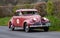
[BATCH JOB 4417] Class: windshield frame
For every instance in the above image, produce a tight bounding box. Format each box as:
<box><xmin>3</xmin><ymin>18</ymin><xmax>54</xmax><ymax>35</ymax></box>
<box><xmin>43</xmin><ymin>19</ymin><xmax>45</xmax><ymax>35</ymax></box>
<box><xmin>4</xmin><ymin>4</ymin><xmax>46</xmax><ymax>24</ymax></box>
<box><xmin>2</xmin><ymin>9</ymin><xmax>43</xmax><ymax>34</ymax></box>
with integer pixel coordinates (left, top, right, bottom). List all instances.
<box><xmin>21</xmin><ymin>11</ymin><xmax>39</xmax><ymax>15</ymax></box>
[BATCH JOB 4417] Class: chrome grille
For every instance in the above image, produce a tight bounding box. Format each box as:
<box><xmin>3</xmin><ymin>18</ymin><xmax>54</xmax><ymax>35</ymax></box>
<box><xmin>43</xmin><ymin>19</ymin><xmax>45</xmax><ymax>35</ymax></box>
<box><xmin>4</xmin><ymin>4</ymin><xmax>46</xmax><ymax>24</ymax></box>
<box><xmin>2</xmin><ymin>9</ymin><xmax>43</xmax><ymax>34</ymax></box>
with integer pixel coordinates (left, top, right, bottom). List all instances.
<box><xmin>33</xmin><ymin>22</ymin><xmax>41</xmax><ymax>25</ymax></box>
<box><xmin>33</xmin><ymin>22</ymin><xmax>46</xmax><ymax>25</ymax></box>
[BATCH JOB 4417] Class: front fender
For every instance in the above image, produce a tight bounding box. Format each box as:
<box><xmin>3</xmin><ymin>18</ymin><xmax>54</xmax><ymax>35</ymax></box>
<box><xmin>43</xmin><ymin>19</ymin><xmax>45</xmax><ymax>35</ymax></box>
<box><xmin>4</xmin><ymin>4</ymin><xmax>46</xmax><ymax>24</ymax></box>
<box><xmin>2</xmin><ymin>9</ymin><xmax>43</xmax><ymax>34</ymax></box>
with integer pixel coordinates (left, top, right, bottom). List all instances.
<box><xmin>23</xmin><ymin>20</ymin><xmax>30</xmax><ymax>24</ymax></box>
<box><xmin>23</xmin><ymin>19</ymin><xmax>34</xmax><ymax>26</ymax></box>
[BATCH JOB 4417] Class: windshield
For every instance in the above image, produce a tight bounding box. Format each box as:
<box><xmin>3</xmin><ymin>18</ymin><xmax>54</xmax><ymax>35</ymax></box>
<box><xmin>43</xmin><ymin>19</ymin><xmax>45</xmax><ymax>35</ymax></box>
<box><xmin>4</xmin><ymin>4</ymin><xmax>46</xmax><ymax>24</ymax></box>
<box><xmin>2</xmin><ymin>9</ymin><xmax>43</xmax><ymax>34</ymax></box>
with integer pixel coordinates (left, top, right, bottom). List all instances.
<box><xmin>21</xmin><ymin>11</ymin><xmax>38</xmax><ymax>15</ymax></box>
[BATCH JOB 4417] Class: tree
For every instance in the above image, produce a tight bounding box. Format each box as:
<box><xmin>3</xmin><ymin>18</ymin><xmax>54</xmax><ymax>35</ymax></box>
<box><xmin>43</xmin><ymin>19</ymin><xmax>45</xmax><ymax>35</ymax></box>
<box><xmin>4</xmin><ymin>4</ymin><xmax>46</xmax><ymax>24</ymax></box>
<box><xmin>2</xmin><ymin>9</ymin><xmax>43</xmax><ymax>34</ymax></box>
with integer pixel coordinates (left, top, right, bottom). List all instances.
<box><xmin>46</xmin><ymin>1</ymin><xmax>55</xmax><ymax>15</ymax></box>
<box><xmin>34</xmin><ymin>2</ymin><xmax>46</xmax><ymax>16</ymax></box>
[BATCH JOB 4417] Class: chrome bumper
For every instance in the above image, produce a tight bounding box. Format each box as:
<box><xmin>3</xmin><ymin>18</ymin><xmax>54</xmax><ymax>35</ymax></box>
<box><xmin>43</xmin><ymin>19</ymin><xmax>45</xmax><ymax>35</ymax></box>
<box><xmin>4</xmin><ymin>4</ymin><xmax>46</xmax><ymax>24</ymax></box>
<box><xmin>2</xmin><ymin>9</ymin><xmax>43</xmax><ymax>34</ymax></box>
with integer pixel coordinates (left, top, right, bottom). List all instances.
<box><xmin>30</xmin><ymin>23</ymin><xmax>51</xmax><ymax>27</ymax></box>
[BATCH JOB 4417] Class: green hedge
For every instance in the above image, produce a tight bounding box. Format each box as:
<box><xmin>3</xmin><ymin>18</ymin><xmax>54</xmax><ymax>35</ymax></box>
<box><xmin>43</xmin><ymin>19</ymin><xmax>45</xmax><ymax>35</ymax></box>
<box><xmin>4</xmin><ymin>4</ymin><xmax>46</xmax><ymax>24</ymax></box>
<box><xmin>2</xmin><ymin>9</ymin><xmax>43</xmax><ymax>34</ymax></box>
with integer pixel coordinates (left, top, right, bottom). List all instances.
<box><xmin>46</xmin><ymin>1</ymin><xmax>55</xmax><ymax>15</ymax></box>
<box><xmin>13</xmin><ymin>4</ymin><xmax>34</xmax><ymax>13</ymax></box>
<box><xmin>0</xmin><ymin>17</ymin><xmax>11</xmax><ymax>26</ymax></box>
<box><xmin>46</xmin><ymin>15</ymin><xmax>60</xmax><ymax>31</ymax></box>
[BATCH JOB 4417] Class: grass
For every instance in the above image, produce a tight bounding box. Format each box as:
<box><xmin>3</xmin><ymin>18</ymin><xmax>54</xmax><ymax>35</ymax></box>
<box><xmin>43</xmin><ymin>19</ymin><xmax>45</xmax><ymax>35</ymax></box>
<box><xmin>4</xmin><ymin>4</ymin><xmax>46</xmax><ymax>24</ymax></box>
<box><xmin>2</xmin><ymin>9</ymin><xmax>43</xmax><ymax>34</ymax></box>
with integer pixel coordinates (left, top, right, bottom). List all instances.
<box><xmin>0</xmin><ymin>17</ymin><xmax>11</xmax><ymax>26</ymax></box>
<box><xmin>46</xmin><ymin>15</ymin><xmax>60</xmax><ymax>31</ymax></box>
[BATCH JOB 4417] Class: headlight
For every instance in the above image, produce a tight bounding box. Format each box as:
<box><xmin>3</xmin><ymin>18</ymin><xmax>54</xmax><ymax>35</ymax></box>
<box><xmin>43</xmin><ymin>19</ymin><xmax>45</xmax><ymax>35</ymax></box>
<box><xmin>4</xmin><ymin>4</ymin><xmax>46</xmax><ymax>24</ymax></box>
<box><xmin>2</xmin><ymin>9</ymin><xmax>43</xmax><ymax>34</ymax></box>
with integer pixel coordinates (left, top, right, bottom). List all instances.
<box><xmin>33</xmin><ymin>18</ymin><xmax>37</xmax><ymax>21</ymax></box>
<box><xmin>43</xmin><ymin>17</ymin><xmax>49</xmax><ymax>21</ymax></box>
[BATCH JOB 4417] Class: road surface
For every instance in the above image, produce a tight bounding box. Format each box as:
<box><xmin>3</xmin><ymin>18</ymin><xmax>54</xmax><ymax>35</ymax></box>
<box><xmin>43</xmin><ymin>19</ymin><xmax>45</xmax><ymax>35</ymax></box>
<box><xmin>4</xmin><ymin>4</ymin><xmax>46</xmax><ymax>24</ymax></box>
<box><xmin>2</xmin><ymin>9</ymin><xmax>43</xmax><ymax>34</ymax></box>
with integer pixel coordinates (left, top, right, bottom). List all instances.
<box><xmin>0</xmin><ymin>26</ymin><xmax>60</xmax><ymax>38</ymax></box>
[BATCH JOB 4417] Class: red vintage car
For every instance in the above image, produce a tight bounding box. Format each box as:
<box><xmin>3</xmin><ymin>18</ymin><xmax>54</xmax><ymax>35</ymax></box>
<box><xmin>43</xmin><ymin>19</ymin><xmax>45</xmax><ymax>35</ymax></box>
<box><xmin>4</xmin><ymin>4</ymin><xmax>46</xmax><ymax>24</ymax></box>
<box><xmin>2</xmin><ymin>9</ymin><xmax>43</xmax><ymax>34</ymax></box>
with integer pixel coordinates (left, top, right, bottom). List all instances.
<box><xmin>8</xmin><ymin>9</ymin><xmax>50</xmax><ymax>32</ymax></box>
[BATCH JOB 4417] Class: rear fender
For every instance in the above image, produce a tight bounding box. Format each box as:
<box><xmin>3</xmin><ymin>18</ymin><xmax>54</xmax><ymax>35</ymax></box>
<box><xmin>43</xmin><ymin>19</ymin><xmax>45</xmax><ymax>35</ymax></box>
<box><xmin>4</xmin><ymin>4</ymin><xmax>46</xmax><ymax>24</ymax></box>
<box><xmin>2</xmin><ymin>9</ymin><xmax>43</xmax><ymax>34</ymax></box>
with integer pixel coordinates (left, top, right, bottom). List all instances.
<box><xmin>8</xmin><ymin>17</ymin><xmax>14</xmax><ymax>27</ymax></box>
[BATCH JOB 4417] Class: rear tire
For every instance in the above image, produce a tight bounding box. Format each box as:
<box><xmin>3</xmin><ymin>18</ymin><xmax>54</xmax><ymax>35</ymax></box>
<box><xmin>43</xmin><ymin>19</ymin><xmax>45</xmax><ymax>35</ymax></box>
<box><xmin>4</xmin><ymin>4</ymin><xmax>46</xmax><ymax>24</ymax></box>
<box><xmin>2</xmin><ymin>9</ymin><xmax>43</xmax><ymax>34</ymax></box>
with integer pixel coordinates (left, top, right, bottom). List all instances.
<box><xmin>44</xmin><ymin>27</ymin><xmax>49</xmax><ymax>32</ymax></box>
<box><xmin>9</xmin><ymin>24</ymin><xmax>15</xmax><ymax>31</ymax></box>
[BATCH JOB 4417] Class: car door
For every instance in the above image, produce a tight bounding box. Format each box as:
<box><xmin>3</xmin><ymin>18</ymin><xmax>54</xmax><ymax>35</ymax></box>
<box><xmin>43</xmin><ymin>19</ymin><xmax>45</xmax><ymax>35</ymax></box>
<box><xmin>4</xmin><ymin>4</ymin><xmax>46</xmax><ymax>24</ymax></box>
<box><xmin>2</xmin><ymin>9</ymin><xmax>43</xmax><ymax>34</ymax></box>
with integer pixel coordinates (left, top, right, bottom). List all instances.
<box><xmin>13</xmin><ymin>12</ymin><xmax>22</xmax><ymax>27</ymax></box>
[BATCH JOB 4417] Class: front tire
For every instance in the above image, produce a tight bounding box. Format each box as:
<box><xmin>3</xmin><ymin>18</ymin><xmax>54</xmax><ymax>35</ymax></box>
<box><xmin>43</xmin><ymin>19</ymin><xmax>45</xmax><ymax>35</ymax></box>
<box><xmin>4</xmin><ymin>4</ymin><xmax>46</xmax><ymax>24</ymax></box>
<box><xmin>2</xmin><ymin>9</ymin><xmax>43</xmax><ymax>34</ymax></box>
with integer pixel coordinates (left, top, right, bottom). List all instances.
<box><xmin>25</xmin><ymin>23</ymin><xmax>30</xmax><ymax>32</ymax></box>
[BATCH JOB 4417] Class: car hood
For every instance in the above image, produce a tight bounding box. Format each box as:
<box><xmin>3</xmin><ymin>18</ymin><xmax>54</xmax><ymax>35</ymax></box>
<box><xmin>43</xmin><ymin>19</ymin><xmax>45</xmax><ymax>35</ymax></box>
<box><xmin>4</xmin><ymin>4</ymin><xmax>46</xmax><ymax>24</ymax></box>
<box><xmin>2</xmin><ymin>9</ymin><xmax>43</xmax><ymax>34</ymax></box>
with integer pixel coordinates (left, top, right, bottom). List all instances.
<box><xmin>23</xmin><ymin>15</ymin><xmax>41</xmax><ymax>22</ymax></box>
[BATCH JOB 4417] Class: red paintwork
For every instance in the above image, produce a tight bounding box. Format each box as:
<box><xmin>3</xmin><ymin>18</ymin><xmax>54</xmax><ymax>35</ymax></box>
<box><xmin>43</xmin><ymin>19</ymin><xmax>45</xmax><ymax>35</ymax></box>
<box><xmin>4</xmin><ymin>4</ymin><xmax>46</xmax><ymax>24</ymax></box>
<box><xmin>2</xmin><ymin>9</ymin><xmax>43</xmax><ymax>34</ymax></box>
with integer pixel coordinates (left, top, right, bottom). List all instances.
<box><xmin>8</xmin><ymin>9</ymin><xmax>49</xmax><ymax>28</ymax></box>
<box><xmin>9</xmin><ymin>15</ymin><xmax>41</xmax><ymax>27</ymax></box>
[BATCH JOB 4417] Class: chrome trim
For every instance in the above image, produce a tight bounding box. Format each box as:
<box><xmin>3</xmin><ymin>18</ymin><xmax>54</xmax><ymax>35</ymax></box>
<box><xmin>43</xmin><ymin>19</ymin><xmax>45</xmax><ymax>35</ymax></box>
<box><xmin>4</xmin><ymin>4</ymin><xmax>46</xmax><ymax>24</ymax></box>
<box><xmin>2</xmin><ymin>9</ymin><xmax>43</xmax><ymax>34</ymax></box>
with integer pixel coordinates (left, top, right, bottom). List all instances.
<box><xmin>30</xmin><ymin>23</ymin><xmax>51</xmax><ymax>27</ymax></box>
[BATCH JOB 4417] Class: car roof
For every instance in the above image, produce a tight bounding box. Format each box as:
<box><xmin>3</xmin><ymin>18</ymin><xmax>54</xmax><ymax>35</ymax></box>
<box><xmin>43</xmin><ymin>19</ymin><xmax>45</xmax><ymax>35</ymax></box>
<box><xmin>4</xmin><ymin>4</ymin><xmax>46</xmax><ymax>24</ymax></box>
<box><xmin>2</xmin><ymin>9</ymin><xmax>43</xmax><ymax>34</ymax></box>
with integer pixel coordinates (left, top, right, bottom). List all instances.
<box><xmin>16</xmin><ymin>9</ymin><xmax>37</xmax><ymax>12</ymax></box>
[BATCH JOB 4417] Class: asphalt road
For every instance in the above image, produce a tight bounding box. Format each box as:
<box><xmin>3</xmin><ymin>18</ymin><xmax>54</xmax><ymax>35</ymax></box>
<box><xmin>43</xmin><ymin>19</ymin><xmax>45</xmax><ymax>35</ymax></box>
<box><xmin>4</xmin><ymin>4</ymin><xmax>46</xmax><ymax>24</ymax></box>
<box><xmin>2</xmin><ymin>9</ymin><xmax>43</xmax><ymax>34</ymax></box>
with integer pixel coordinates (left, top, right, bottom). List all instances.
<box><xmin>0</xmin><ymin>26</ymin><xmax>60</xmax><ymax>38</ymax></box>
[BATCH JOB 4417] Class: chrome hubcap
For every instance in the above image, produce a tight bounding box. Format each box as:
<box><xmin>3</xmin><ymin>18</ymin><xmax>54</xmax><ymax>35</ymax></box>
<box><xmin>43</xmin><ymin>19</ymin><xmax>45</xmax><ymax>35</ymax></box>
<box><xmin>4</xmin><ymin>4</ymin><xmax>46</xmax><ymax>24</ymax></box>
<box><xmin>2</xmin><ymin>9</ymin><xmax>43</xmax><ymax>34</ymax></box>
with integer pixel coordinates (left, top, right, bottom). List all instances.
<box><xmin>25</xmin><ymin>26</ymin><xmax>29</xmax><ymax>32</ymax></box>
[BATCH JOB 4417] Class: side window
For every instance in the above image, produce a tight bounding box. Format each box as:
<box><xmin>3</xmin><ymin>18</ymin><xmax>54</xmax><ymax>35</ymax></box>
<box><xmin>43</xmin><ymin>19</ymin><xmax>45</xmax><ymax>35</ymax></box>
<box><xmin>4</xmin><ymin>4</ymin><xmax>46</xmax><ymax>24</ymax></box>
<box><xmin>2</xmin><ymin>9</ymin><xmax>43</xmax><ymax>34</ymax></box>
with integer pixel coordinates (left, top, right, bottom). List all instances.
<box><xmin>19</xmin><ymin>12</ymin><xmax>23</xmax><ymax>16</ymax></box>
<box><xmin>14</xmin><ymin>12</ymin><xmax>19</xmax><ymax>16</ymax></box>
<box><xmin>14</xmin><ymin>12</ymin><xmax>22</xmax><ymax>16</ymax></box>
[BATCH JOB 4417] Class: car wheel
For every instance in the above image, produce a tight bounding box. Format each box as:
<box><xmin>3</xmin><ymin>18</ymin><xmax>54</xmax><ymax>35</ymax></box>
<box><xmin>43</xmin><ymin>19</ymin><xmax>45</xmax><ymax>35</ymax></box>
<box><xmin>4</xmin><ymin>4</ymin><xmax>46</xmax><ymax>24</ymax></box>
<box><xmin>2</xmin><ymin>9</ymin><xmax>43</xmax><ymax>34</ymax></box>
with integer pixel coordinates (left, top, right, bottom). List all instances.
<box><xmin>25</xmin><ymin>23</ymin><xmax>30</xmax><ymax>32</ymax></box>
<box><xmin>9</xmin><ymin>24</ymin><xmax>15</xmax><ymax>31</ymax></box>
<box><xmin>44</xmin><ymin>27</ymin><xmax>49</xmax><ymax>32</ymax></box>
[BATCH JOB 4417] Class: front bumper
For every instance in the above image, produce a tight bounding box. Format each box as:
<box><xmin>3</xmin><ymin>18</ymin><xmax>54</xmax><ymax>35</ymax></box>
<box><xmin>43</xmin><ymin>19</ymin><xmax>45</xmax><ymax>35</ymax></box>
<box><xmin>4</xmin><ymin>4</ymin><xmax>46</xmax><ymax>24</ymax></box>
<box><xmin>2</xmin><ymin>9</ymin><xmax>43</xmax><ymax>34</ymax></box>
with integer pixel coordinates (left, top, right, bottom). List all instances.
<box><xmin>30</xmin><ymin>23</ymin><xmax>51</xmax><ymax>27</ymax></box>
